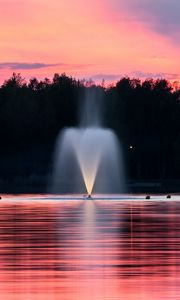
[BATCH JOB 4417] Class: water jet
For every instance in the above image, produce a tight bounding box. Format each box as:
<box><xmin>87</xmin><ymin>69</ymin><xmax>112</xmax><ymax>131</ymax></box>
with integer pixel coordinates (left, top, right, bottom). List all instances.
<box><xmin>50</xmin><ymin>88</ymin><xmax>125</xmax><ymax>196</ymax></box>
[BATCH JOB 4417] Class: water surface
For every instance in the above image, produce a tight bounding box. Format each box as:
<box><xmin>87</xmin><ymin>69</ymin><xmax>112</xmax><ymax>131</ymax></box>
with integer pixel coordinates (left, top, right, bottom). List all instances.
<box><xmin>0</xmin><ymin>195</ymin><xmax>180</xmax><ymax>299</ymax></box>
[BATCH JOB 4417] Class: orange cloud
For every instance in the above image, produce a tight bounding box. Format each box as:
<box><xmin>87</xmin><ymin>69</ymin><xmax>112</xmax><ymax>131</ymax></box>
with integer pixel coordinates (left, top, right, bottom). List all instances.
<box><xmin>0</xmin><ymin>0</ymin><xmax>179</xmax><ymax>83</ymax></box>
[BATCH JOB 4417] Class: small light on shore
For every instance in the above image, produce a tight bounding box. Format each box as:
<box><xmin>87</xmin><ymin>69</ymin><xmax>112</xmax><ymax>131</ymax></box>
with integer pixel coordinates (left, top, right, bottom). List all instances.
<box><xmin>129</xmin><ymin>145</ymin><xmax>133</xmax><ymax>149</ymax></box>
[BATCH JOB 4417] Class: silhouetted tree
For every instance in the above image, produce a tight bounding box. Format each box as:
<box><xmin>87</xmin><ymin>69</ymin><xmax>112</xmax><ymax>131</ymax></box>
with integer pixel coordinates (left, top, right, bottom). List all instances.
<box><xmin>0</xmin><ymin>73</ymin><xmax>180</xmax><ymax>190</ymax></box>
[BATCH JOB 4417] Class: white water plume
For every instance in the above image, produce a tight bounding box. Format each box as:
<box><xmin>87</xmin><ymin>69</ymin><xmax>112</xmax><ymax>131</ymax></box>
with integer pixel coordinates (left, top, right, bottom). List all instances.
<box><xmin>50</xmin><ymin>89</ymin><xmax>125</xmax><ymax>195</ymax></box>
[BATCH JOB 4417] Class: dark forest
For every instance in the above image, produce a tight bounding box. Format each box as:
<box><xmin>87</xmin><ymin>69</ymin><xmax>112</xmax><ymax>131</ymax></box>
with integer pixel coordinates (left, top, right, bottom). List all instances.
<box><xmin>0</xmin><ymin>72</ymin><xmax>180</xmax><ymax>193</ymax></box>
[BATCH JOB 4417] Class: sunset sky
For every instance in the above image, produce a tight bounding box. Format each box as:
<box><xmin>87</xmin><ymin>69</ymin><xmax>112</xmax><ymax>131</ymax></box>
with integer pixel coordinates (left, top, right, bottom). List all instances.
<box><xmin>0</xmin><ymin>0</ymin><xmax>180</xmax><ymax>84</ymax></box>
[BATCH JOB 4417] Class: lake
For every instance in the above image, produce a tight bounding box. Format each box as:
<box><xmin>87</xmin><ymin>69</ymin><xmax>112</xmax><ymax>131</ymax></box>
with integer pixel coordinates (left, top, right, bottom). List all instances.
<box><xmin>0</xmin><ymin>195</ymin><xmax>180</xmax><ymax>300</ymax></box>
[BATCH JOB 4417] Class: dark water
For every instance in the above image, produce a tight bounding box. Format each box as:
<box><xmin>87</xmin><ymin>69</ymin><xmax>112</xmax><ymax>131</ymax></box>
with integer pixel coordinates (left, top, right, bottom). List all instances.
<box><xmin>0</xmin><ymin>196</ymin><xmax>180</xmax><ymax>300</ymax></box>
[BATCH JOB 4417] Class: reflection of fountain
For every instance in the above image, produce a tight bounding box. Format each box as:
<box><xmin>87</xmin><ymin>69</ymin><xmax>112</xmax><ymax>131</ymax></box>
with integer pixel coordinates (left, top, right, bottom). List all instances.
<box><xmin>50</xmin><ymin>88</ymin><xmax>125</xmax><ymax>195</ymax></box>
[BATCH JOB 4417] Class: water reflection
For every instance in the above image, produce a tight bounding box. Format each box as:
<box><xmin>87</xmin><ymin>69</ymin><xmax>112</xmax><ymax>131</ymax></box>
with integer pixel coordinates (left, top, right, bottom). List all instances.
<box><xmin>0</xmin><ymin>197</ymin><xmax>180</xmax><ymax>299</ymax></box>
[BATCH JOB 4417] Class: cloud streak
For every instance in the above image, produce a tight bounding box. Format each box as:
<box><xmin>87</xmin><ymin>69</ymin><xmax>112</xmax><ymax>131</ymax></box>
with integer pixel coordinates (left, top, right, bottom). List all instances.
<box><xmin>91</xmin><ymin>71</ymin><xmax>180</xmax><ymax>83</ymax></box>
<box><xmin>0</xmin><ymin>62</ymin><xmax>62</xmax><ymax>70</ymax></box>
<box><xmin>131</xmin><ymin>71</ymin><xmax>180</xmax><ymax>80</ymax></box>
<box><xmin>0</xmin><ymin>62</ymin><xmax>90</xmax><ymax>73</ymax></box>
<box><xmin>91</xmin><ymin>74</ymin><xmax>122</xmax><ymax>81</ymax></box>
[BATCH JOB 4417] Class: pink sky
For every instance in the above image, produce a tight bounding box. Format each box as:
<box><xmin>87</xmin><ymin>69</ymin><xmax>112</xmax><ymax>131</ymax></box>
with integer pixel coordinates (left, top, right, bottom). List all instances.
<box><xmin>0</xmin><ymin>0</ymin><xmax>180</xmax><ymax>84</ymax></box>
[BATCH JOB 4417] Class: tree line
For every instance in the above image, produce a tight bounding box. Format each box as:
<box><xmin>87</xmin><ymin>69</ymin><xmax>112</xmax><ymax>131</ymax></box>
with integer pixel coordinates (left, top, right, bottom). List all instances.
<box><xmin>0</xmin><ymin>72</ymin><xmax>180</xmax><ymax>181</ymax></box>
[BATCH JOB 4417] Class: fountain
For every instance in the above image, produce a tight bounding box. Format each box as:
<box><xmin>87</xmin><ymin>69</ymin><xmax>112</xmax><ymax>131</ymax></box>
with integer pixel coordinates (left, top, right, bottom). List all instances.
<box><xmin>50</xmin><ymin>88</ymin><xmax>125</xmax><ymax>196</ymax></box>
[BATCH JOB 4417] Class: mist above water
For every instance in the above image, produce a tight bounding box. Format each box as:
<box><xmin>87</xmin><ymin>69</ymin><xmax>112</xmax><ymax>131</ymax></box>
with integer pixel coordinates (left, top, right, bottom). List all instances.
<box><xmin>50</xmin><ymin>88</ymin><xmax>125</xmax><ymax>195</ymax></box>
